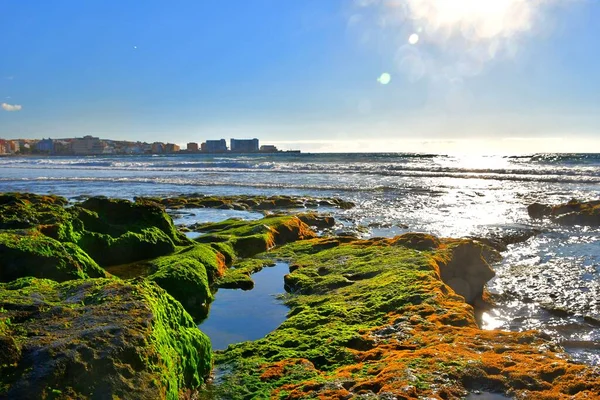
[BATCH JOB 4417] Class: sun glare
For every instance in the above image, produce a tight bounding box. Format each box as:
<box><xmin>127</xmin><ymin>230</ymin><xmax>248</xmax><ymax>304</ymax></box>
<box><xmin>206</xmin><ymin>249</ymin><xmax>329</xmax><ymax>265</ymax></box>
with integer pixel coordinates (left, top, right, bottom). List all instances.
<box><xmin>404</xmin><ymin>0</ymin><xmax>534</xmax><ymax>39</ymax></box>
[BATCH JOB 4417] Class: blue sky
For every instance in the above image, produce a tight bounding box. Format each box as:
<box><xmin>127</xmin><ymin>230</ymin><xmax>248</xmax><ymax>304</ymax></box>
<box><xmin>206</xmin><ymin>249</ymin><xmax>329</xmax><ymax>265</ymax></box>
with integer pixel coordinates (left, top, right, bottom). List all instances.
<box><xmin>1</xmin><ymin>0</ymin><xmax>599</xmax><ymax>153</ymax></box>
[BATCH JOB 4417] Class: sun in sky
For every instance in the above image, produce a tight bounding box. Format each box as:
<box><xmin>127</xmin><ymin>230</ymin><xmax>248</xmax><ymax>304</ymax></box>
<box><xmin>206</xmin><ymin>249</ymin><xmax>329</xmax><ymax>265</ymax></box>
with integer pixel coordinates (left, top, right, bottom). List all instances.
<box><xmin>386</xmin><ymin>0</ymin><xmax>539</xmax><ymax>40</ymax></box>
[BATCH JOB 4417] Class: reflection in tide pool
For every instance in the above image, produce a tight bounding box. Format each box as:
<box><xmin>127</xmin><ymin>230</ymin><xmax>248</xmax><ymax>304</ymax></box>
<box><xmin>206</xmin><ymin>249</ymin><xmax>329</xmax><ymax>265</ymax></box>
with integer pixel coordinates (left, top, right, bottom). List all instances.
<box><xmin>198</xmin><ymin>262</ymin><xmax>290</xmax><ymax>350</ymax></box>
<box><xmin>171</xmin><ymin>208</ymin><xmax>263</xmax><ymax>226</ymax></box>
<box><xmin>185</xmin><ymin>231</ymin><xmax>202</xmax><ymax>240</ymax></box>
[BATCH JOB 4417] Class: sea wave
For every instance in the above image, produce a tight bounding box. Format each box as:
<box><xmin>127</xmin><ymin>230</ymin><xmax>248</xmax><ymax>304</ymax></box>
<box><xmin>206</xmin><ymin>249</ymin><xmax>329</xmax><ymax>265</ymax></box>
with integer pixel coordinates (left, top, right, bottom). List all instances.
<box><xmin>2</xmin><ymin>164</ymin><xmax>600</xmax><ymax>183</ymax></box>
<box><xmin>2</xmin><ymin>168</ymin><xmax>600</xmax><ymax>188</ymax></box>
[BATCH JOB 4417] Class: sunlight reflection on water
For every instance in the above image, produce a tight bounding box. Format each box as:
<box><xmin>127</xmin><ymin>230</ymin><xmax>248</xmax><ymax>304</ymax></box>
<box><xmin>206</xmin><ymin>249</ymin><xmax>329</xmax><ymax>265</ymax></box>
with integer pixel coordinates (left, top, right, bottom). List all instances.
<box><xmin>2</xmin><ymin>153</ymin><xmax>600</xmax><ymax>365</ymax></box>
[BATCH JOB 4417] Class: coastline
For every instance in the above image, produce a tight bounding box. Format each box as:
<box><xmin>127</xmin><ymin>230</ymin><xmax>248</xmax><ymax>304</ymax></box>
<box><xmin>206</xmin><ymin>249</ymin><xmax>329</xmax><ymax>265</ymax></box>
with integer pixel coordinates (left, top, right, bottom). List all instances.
<box><xmin>1</xmin><ymin>192</ymin><xmax>599</xmax><ymax>398</ymax></box>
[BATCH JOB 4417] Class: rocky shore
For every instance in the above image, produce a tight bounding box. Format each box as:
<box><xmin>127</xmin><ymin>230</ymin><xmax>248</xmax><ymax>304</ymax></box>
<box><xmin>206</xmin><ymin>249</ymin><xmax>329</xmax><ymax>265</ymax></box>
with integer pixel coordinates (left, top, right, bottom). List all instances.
<box><xmin>0</xmin><ymin>193</ymin><xmax>598</xmax><ymax>399</ymax></box>
<box><xmin>528</xmin><ymin>198</ymin><xmax>600</xmax><ymax>226</ymax></box>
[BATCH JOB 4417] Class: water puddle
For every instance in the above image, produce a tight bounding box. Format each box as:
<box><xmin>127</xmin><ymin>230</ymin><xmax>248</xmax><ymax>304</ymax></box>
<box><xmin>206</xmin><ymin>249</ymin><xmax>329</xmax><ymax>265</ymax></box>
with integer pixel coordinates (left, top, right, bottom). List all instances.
<box><xmin>198</xmin><ymin>262</ymin><xmax>290</xmax><ymax>350</ymax></box>
<box><xmin>171</xmin><ymin>208</ymin><xmax>263</xmax><ymax>226</ymax></box>
<box><xmin>185</xmin><ymin>231</ymin><xmax>202</xmax><ymax>240</ymax></box>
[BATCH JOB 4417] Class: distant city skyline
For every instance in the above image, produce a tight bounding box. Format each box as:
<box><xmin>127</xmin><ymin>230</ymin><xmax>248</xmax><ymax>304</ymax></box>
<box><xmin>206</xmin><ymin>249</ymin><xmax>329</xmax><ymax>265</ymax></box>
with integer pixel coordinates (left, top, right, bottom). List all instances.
<box><xmin>0</xmin><ymin>135</ymin><xmax>287</xmax><ymax>156</ymax></box>
<box><xmin>1</xmin><ymin>1</ymin><xmax>600</xmax><ymax>154</ymax></box>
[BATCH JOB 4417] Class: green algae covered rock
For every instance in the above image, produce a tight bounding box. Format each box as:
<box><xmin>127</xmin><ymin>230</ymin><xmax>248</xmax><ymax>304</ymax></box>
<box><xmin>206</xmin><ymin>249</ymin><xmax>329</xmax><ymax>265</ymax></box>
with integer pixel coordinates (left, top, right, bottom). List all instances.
<box><xmin>74</xmin><ymin>226</ymin><xmax>178</xmax><ymax>267</ymax></box>
<box><xmin>0</xmin><ymin>232</ymin><xmax>108</xmax><ymax>283</ymax></box>
<box><xmin>63</xmin><ymin>197</ymin><xmax>191</xmax><ymax>267</ymax></box>
<box><xmin>0</xmin><ymin>193</ymin><xmax>69</xmax><ymax>230</ymax></box>
<box><xmin>146</xmin><ymin>244</ymin><xmax>227</xmax><ymax>319</ymax></box>
<box><xmin>143</xmin><ymin>216</ymin><xmax>317</xmax><ymax>318</ymax></box>
<box><xmin>23</xmin><ymin>195</ymin><xmax>191</xmax><ymax>268</ymax></box>
<box><xmin>0</xmin><ymin>277</ymin><xmax>211</xmax><ymax>399</ymax></box>
<box><xmin>104</xmin><ymin>243</ymin><xmax>230</xmax><ymax>320</ymax></box>
<box><xmin>213</xmin><ymin>237</ymin><xmax>464</xmax><ymax>398</ymax></box>
<box><xmin>76</xmin><ymin>197</ymin><xmax>185</xmax><ymax>242</ymax></box>
<box><xmin>137</xmin><ymin>194</ymin><xmax>356</xmax><ymax>212</ymax></box>
<box><xmin>195</xmin><ymin>215</ymin><xmax>316</xmax><ymax>258</ymax></box>
<box><xmin>0</xmin><ymin>193</ymin><xmax>194</xmax><ymax>282</ymax></box>
<box><xmin>209</xmin><ymin>236</ymin><xmax>600</xmax><ymax>399</ymax></box>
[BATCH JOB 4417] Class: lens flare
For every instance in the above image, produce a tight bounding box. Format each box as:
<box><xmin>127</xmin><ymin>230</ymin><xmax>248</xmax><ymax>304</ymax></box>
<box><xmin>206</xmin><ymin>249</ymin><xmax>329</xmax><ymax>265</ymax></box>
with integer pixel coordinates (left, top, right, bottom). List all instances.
<box><xmin>378</xmin><ymin>72</ymin><xmax>392</xmax><ymax>84</ymax></box>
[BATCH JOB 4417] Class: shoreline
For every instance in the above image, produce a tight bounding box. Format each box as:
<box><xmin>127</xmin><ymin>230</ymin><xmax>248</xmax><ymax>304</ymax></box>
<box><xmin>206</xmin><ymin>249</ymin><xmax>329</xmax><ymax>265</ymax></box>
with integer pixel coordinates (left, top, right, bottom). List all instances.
<box><xmin>1</xmin><ymin>192</ymin><xmax>599</xmax><ymax>398</ymax></box>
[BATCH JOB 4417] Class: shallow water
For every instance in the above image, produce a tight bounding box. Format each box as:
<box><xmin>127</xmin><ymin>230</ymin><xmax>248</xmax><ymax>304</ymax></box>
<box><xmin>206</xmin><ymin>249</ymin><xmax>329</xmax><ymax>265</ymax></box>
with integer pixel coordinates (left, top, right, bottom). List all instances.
<box><xmin>2</xmin><ymin>153</ymin><xmax>599</xmax><ymax>365</ymax></box>
<box><xmin>171</xmin><ymin>207</ymin><xmax>263</xmax><ymax>226</ymax></box>
<box><xmin>198</xmin><ymin>262</ymin><xmax>290</xmax><ymax>350</ymax></box>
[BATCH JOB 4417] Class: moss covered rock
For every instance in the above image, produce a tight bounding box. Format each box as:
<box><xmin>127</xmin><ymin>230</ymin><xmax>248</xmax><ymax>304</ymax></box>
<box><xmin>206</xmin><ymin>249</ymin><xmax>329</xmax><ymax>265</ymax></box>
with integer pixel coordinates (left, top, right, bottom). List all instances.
<box><xmin>76</xmin><ymin>197</ymin><xmax>185</xmax><ymax>241</ymax></box>
<box><xmin>195</xmin><ymin>215</ymin><xmax>316</xmax><ymax>258</ymax></box>
<box><xmin>137</xmin><ymin>194</ymin><xmax>355</xmax><ymax>212</ymax></box>
<box><xmin>146</xmin><ymin>244</ymin><xmax>228</xmax><ymax>319</ymax></box>
<box><xmin>0</xmin><ymin>194</ymin><xmax>195</xmax><ymax>281</ymax></box>
<box><xmin>0</xmin><ymin>193</ymin><xmax>69</xmax><ymax>230</ymax></box>
<box><xmin>0</xmin><ymin>232</ymin><xmax>107</xmax><ymax>282</ymax></box>
<box><xmin>0</xmin><ymin>278</ymin><xmax>211</xmax><ymax>399</ymax></box>
<box><xmin>74</xmin><ymin>227</ymin><xmax>178</xmax><ymax>267</ymax></box>
<box><xmin>63</xmin><ymin>197</ymin><xmax>191</xmax><ymax>267</ymax></box>
<box><xmin>209</xmin><ymin>235</ymin><xmax>599</xmax><ymax>399</ymax></box>
<box><xmin>296</xmin><ymin>212</ymin><xmax>335</xmax><ymax>230</ymax></box>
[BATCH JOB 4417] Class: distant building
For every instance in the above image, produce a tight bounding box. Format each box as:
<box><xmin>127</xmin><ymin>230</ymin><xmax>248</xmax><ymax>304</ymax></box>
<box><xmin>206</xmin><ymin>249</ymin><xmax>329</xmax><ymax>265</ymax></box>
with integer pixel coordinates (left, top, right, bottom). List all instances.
<box><xmin>142</xmin><ymin>143</ymin><xmax>153</xmax><ymax>154</ymax></box>
<box><xmin>124</xmin><ymin>143</ymin><xmax>144</xmax><ymax>154</ymax></box>
<box><xmin>53</xmin><ymin>140</ymin><xmax>72</xmax><ymax>155</ymax></box>
<box><xmin>187</xmin><ymin>142</ymin><xmax>199</xmax><ymax>152</ymax></box>
<box><xmin>230</xmin><ymin>138</ymin><xmax>259</xmax><ymax>153</ymax></box>
<box><xmin>260</xmin><ymin>145</ymin><xmax>278</xmax><ymax>153</ymax></box>
<box><xmin>0</xmin><ymin>139</ymin><xmax>7</xmax><ymax>154</ymax></box>
<box><xmin>19</xmin><ymin>140</ymin><xmax>32</xmax><ymax>154</ymax></box>
<box><xmin>203</xmin><ymin>139</ymin><xmax>228</xmax><ymax>153</ymax></box>
<box><xmin>165</xmin><ymin>143</ymin><xmax>180</xmax><ymax>153</ymax></box>
<box><xmin>151</xmin><ymin>142</ymin><xmax>165</xmax><ymax>154</ymax></box>
<box><xmin>8</xmin><ymin>140</ymin><xmax>20</xmax><ymax>154</ymax></box>
<box><xmin>36</xmin><ymin>138</ymin><xmax>54</xmax><ymax>154</ymax></box>
<box><xmin>72</xmin><ymin>136</ymin><xmax>105</xmax><ymax>155</ymax></box>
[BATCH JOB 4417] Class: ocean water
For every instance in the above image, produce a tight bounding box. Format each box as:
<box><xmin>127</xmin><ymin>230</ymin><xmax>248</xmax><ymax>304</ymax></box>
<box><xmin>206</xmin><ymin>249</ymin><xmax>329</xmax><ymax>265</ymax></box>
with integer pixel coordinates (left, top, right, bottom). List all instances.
<box><xmin>1</xmin><ymin>152</ymin><xmax>599</xmax><ymax>364</ymax></box>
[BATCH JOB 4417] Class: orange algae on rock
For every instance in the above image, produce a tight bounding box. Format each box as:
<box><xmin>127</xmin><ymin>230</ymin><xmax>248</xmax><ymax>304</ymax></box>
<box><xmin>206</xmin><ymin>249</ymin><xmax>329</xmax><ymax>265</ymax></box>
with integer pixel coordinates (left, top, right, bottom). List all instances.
<box><xmin>211</xmin><ymin>234</ymin><xmax>600</xmax><ymax>400</ymax></box>
<box><xmin>195</xmin><ymin>215</ymin><xmax>316</xmax><ymax>259</ymax></box>
<box><xmin>260</xmin><ymin>359</ymin><xmax>317</xmax><ymax>382</ymax></box>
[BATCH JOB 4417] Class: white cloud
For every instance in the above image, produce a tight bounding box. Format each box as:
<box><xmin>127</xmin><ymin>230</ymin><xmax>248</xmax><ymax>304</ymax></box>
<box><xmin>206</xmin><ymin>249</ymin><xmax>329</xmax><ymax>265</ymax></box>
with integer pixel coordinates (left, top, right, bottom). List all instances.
<box><xmin>1</xmin><ymin>103</ymin><xmax>22</xmax><ymax>112</ymax></box>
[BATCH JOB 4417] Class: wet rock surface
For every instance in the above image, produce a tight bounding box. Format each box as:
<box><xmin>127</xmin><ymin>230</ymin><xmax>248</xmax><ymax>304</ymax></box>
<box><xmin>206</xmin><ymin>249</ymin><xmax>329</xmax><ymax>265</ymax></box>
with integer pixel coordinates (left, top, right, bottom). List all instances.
<box><xmin>470</xmin><ymin>226</ymin><xmax>543</xmax><ymax>252</ymax></box>
<box><xmin>136</xmin><ymin>194</ymin><xmax>356</xmax><ymax>212</ymax></box>
<box><xmin>528</xmin><ymin>198</ymin><xmax>600</xmax><ymax>226</ymax></box>
<box><xmin>0</xmin><ymin>278</ymin><xmax>211</xmax><ymax>399</ymax></box>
